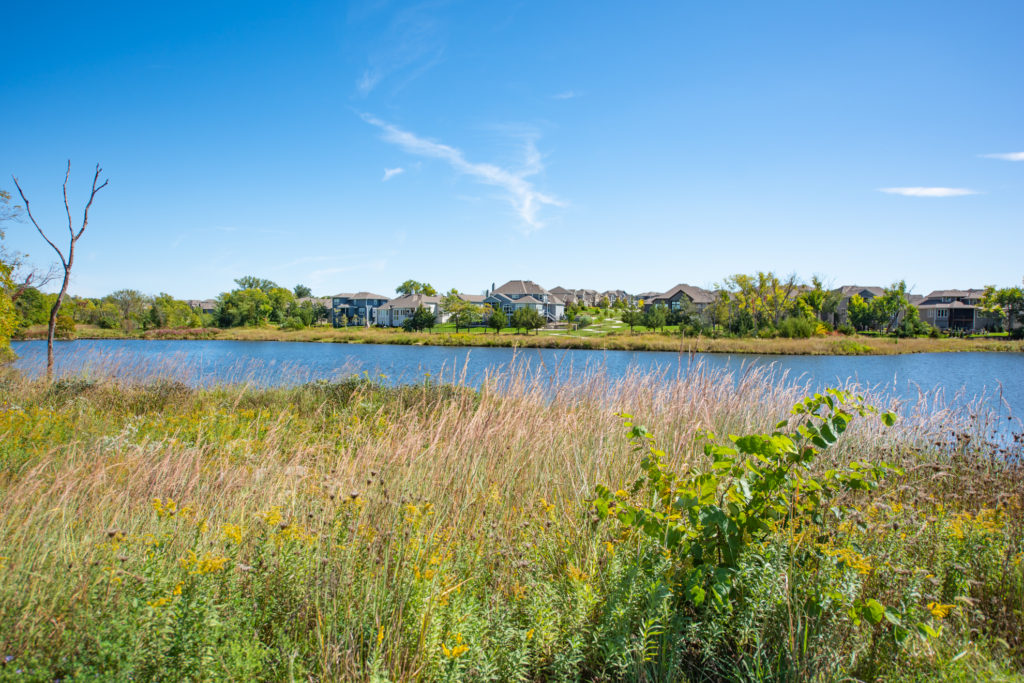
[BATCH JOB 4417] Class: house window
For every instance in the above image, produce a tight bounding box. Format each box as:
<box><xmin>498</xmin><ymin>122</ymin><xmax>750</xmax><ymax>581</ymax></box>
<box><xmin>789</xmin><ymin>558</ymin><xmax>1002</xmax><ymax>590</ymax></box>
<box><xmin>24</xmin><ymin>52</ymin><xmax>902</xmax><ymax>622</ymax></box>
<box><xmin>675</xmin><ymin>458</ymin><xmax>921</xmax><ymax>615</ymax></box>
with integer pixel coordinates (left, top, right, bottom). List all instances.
<box><xmin>937</xmin><ymin>309</ymin><xmax>948</xmax><ymax>319</ymax></box>
<box><xmin>940</xmin><ymin>297</ymin><xmax>952</xmax><ymax>303</ymax></box>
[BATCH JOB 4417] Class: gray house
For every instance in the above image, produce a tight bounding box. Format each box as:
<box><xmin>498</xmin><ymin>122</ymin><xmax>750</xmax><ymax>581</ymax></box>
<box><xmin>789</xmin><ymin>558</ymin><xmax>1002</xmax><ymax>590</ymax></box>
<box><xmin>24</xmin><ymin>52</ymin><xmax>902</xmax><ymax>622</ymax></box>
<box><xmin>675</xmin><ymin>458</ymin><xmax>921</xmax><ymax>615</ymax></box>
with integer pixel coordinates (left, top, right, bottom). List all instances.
<box><xmin>331</xmin><ymin>292</ymin><xmax>390</xmax><ymax>327</ymax></box>
<box><xmin>484</xmin><ymin>280</ymin><xmax>564</xmax><ymax>322</ymax></box>
<box><xmin>916</xmin><ymin>289</ymin><xmax>999</xmax><ymax>332</ymax></box>
<box><xmin>831</xmin><ymin>286</ymin><xmax>885</xmax><ymax>326</ymax></box>
<box><xmin>643</xmin><ymin>284</ymin><xmax>715</xmax><ymax>315</ymax></box>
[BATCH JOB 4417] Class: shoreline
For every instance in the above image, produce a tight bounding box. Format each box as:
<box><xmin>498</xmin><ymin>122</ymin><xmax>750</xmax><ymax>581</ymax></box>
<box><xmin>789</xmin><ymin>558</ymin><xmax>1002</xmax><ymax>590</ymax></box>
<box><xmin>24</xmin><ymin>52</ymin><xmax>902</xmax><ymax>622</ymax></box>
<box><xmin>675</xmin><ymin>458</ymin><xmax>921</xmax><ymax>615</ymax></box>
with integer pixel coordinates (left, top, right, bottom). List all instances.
<box><xmin>14</xmin><ymin>325</ymin><xmax>1024</xmax><ymax>356</ymax></box>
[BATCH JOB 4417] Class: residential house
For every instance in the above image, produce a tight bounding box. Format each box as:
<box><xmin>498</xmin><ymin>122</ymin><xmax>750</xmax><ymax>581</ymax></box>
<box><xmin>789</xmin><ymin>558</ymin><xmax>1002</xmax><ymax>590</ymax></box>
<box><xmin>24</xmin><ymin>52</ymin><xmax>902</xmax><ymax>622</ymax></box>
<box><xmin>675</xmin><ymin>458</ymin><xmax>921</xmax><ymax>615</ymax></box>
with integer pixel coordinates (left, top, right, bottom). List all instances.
<box><xmin>376</xmin><ymin>292</ymin><xmax>490</xmax><ymax>328</ymax></box>
<box><xmin>375</xmin><ymin>294</ymin><xmax>442</xmax><ymax>328</ymax></box>
<box><xmin>831</xmin><ymin>286</ymin><xmax>884</xmax><ymax>326</ymax></box>
<box><xmin>186</xmin><ymin>299</ymin><xmax>218</xmax><ymax>316</ymax></box>
<box><xmin>550</xmin><ymin>287</ymin><xmax>600</xmax><ymax>307</ymax></box>
<box><xmin>330</xmin><ymin>292</ymin><xmax>390</xmax><ymax>327</ymax></box>
<box><xmin>600</xmin><ymin>290</ymin><xmax>633</xmax><ymax>306</ymax></box>
<box><xmin>916</xmin><ymin>289</ymin><xmax>999</xmax><ymax>332</ymax></box>
<box><xmin>484</xmin><ymin>280</ymin><xmax>564</xmax><ymax>322</ymax></box>
<box><xmin>642</xmin><ymin>284</ymin><xmax>716</xmax><ymax>315</ymax></box>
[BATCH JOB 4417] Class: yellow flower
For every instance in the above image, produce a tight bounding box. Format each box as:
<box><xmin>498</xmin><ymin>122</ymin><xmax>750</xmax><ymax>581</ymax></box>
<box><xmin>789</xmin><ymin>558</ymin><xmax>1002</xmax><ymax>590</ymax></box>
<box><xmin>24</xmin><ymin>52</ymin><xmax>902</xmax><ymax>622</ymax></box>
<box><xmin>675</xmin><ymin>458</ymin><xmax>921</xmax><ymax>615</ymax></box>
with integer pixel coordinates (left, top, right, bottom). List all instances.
<box><xmin>604</xmin><ymin>541</ymin><xmax>615</xmax><ymax>555</ymax></box>
<box><xmin>377</xmin><ymin>625</ymin><xmax>385</xmax><ymax>647</ymax></box>
<box><xmin>222</xmin><ymin>523</ymin><xmax>243</xmax><ymax>544</ymax></box>
<box><xmin>258</xmin><ymin>506</ymin><xmax>283</xmax><ymax>526</ymax></box>
<box><xmin>614</xmin><ymin>489</ymin><xmax>628</xmax><ymax>500</ymax></box>
<box><xmin>172</xmin><ymin>581</ymin><xmax>184</xmax><ymax>596</ymax></box>
<box><xmin>927</xmin><ymin>602</ymin><xmax>954</xmax><ymax>619</ymax></box>
<box><xmin>148</xmin><ymin>596</ymin><xmax>171</xmax><ymax>608</ymax></box>
<box><xmin>526</xmin><ymin>628</ymin><xmax>534</xmax><ymax>641</ymax></box>
<box><xmin>442</xmin><ymin>633</ymin><xmax>468</xmax><ymax>659</ymax></box>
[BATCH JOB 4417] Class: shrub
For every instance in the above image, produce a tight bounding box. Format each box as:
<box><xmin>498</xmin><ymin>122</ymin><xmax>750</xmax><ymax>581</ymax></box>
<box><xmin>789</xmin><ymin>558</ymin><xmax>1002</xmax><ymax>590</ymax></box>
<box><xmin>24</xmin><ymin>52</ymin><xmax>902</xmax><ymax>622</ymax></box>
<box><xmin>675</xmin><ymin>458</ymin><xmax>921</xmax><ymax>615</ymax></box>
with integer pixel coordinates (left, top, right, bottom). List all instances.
<box><xmin>280</xmin><ymin>316</ymin><xmax>305</xmax><ymax>331</ymax></box>
<box><xmin>777</xmin><ymin>316</ymin><xmax>816</xmax><ymax>338</ymax></box>
<box><xmin>837</xmin><ymin>323</ymin><xmax>857</xmax><ymax>336</ymax></box>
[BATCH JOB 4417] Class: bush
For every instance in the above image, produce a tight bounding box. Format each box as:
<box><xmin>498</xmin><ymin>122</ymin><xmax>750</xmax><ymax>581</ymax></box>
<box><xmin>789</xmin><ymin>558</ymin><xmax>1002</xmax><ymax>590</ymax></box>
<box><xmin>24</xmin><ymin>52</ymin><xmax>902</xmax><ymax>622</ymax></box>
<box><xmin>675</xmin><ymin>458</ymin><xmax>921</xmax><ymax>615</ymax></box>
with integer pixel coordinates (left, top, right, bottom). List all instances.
<box><xmin>280</xmin><ymin>316</ymin><xmax>305</xmax><ymax>331</ymax></box>
<box><xmin>777</xmin><ymin>316</ymin><xmax>816</xmax><ymax>338</ymax></box>
<box><xmin>575</xmin><ymin>315</ymin><xmax>592</xmax><ymax>329</ymax></box>
<box><xmin>837</xmin><ymin>323</ymin><xmax>856</xmax><ymax>335</ymax></box>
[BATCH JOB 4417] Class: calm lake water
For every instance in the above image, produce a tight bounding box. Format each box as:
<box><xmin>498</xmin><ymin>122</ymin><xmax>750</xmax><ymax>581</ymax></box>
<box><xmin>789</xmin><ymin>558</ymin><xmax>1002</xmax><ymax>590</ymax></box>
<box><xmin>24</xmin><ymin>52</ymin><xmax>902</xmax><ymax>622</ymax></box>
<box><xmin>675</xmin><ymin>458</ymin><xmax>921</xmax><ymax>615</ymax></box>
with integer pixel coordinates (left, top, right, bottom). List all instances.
<box><xmin>9</xmin><ymin>339</ymin><xmax>1024</xmax><ymax>420</ymax></box>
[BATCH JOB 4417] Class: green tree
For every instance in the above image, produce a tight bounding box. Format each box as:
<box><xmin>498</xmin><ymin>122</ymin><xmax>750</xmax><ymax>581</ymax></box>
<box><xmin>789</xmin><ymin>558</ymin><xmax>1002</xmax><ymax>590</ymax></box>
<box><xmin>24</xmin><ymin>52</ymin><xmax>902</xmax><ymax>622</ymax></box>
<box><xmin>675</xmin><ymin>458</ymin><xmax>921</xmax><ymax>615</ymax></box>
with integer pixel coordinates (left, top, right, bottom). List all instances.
<box><xmin>510</xmin><ymin>307</ymin><xmax>545</xmax><ymax>334</ymax></box>
<box><xmin>401</xmin><ymin>305</ymin><xmax>437</xmax><ymax>332</ymax></box>
<box><xmin>293</xmin><ymin>284</ymin><xmax>312</xmax><ymax>299</ymax></box>
<box><xmin>0</xmin><ymin>257</ymin><xmax>16</xmax><ymax>362</ymax></box>
<box><xmin>643</xmin><ymin>303</ymin><xmax>668</xmax><ymax>331</ymax></box>
<box><xmin>873</xmin><ymin>281</ymin><xmax>911</xmax><ymax>335</ymax></box>
<box><xmin>980</xmin><ymin>284</ymin><xmax>1024</xmax><ymax>335</ymax></box>
<box><xmin>234</xmin><ymin>276</ymin><xmax>279</xmax><ymax>293</ymax></box>
<box><xmin>440</xmin><ymin>289</ymin><xmax>482</xmax><ymax>332</ymax></box>
<box><xmin>847</xmin><ymin>294</ymin><xmax>873</xmax><ymax>331</ymax></box>
<box><xmin>487</xmin><ymin>307</ymin><xmax>507</xmax><ymax>333</ymax></box>
<box><xmin>107</xmin><ymin>289</ymin><xmax>148</xmax><ymax>331</ymax></box>
<box><xmin>396</xmin><ymin>280</ymin><xmax>437</xmax><ymax>296</ymax></box>
<box><xmin>620</xmin><ymin>299</ymin><xmax>644</xmax><ymax>332</ymax></box>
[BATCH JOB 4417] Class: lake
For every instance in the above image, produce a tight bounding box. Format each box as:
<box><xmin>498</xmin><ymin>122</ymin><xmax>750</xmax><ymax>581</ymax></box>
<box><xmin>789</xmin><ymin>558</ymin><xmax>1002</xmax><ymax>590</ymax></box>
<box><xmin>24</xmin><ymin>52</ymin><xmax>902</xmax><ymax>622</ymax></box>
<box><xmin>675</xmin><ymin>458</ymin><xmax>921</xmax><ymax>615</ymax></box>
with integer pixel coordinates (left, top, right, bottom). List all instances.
<box><xmin>8</xmin><ymin>339</ymin><xmax>1024</xmax><ymax>421</ymax></box>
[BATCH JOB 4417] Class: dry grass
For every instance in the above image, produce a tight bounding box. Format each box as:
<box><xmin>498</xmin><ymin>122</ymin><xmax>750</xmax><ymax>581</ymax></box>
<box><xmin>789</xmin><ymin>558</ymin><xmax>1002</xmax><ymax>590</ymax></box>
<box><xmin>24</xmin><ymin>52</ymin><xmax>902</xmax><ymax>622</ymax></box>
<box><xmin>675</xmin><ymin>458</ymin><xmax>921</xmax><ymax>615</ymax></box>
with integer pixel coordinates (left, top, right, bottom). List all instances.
<box><xmin>0</xmin><ymin>363</ymin><xmax>1020</xmax><ymax>680</ymax></box>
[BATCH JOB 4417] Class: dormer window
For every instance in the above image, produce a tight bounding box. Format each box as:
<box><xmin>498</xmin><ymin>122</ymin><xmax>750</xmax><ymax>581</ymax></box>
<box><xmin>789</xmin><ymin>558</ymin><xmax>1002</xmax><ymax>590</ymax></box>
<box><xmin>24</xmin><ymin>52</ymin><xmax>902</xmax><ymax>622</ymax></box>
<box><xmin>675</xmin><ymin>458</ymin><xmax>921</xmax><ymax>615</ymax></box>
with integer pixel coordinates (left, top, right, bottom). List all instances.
<box><xmin>940</xmin><ymin>297</ymin><xmax>952</xmax><ymax>303</ymax></box>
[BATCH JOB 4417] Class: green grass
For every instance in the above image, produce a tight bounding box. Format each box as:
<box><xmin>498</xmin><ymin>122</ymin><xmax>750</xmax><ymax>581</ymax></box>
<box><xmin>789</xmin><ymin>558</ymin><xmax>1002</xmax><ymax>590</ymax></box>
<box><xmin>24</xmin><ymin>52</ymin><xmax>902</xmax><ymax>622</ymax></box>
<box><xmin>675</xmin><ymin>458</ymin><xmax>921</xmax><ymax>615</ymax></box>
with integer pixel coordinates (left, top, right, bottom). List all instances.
<box><xmin>0</xmin><ymin>364</ymin><xmax>1021</xmax><ymax>681</ymax></box>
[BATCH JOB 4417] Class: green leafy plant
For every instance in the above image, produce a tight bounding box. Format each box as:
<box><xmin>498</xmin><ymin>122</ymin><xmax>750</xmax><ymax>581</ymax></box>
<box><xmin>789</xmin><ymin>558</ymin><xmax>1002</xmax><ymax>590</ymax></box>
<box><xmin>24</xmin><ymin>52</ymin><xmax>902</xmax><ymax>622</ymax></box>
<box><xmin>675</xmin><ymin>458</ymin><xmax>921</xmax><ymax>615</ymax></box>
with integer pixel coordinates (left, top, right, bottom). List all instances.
<box><xmin>593</xmin><ymin>389</ymin><xmax>901</xmax><ymax>608</ymax></box>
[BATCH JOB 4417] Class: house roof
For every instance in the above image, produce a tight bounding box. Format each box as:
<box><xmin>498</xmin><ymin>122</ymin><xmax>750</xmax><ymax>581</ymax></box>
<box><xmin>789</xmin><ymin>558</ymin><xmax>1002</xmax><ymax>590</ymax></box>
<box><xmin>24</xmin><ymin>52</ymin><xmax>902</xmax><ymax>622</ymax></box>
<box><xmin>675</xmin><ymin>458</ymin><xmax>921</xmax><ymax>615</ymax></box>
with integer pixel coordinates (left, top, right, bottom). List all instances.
<box><xmin>379</xmin><ymin>294</ymin><xmax>440</xmax><ymax>310</ymax></box>
<box><xmin>514</xmin><ymin>295</ymin><xmax>545</xmax><ymax>305</ymax></box>
<box><xmin>459</xmin><ymin>293</ymin><xmax>487</xmax><ymax>303</ymax></box>
<box><xmin>549</xmin><ymin>286</ymin><xmax>572</xmax><ymax>295</ymax></box>
<box><xmin>342</xmin><ymin>291</ymin><xmax>389</xmax><ymax>301</ymax></box>
<box><xmin>492</xmin><ymin>279</ymin><xmax>548</xmax><ymax>296</ymax></box>
<box><xmin>650</xmin><ymin>284</ymin><xmax>715</xmax><ymax>304</ymax></box>
<box><xmin>924</xmin><ymin>289</ymin><xmax>986</xmax><ymax>299</ymax></box>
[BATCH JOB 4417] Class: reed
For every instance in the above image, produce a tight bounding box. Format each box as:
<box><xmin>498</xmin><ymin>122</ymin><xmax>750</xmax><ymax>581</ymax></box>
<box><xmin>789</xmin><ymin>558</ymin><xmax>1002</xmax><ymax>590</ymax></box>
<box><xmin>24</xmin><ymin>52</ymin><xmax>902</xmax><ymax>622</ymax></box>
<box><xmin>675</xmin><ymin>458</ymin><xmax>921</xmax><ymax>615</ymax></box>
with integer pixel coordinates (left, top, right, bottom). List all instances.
<box><xmin>0</xmin><ymin>361</ymin><xmax>1020</xmax><ymax>680</ymax></box>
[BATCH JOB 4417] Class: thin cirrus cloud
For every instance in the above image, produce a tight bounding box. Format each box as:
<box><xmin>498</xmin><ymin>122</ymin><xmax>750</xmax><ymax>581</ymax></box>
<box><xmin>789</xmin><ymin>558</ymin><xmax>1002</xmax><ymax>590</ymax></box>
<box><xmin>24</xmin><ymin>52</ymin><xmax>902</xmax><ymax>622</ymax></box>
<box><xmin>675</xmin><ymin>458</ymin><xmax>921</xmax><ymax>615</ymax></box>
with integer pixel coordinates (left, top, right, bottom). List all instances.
<box><xmin>361</xmin><ymin>114</ymin><xmax>564</xmax><ymax>232</ymax></box>
<box><xmin>877</xmin><ymin>187</ymin><xmax>979</xmax><ymax>197</ymax></box>
<box><xmin>980</xmin><ymin>152</ymin><xmax>1024</xmax><ymax>161</ymax></box>
<box><xmin>552</xmin><ymin>90</ymin><xmax>580</xmax><ymax>100</ymax></box>
<box><xmin>382</xmin><ymin>167</ymin><xmax>405</xmax><ymax>182</ymax></box>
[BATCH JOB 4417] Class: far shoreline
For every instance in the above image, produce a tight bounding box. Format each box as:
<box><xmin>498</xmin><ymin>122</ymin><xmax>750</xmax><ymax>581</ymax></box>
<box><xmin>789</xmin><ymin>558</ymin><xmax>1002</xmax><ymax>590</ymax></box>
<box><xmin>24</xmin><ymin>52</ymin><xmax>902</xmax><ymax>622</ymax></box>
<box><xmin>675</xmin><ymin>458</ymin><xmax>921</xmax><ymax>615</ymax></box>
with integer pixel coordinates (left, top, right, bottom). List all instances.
<box><xmin>13</xmin><ymin>325</ymin><xmax>1024</xmax><ymax>356</ymax></box>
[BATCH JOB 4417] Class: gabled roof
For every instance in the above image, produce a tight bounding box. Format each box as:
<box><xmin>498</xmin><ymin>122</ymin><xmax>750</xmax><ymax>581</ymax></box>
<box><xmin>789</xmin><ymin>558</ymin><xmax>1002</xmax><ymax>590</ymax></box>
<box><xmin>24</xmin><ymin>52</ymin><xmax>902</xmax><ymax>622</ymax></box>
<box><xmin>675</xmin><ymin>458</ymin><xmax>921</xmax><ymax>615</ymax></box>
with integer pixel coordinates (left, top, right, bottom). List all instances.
<box><xmin>834</xmin><ymin>285</ymin><xmax>885</xmax><ymax>298</ymax></box>
<box><xmin>514</xmin><ymin>295</ymin><xmax>545</xmax><ymax>305</ymax></box>
<box><xmin>349</xmin><ymin>292</ymin><xmax>389</xmax><ymax>300</ymax></box>
<box><xmin>379</xmin><ymin>294</ymin><xmax>440</xmax><ymax>310</ymax></box>
<box><xmin>925</xmin><ymin>289</ymin><xmax>986</xmax><ymax>298</ymax></box>
<box><xmin>650</xmin><ymin>284</ymin><xmax>715</xmax><ymax>304</ymax></box>
<box><xmin>459</xmin><ymin>293</ymin><xmax>487</xmax><ymax>303</ymax></box>
<box><xmin>549</xmin><ymin>286</ymin><xmax>572</xmax><ymax>295</ymax></box>
<box><xmin>492</xmin><ymin>280</ymin><xmax>548</xmax><ymax>296</ymax></box>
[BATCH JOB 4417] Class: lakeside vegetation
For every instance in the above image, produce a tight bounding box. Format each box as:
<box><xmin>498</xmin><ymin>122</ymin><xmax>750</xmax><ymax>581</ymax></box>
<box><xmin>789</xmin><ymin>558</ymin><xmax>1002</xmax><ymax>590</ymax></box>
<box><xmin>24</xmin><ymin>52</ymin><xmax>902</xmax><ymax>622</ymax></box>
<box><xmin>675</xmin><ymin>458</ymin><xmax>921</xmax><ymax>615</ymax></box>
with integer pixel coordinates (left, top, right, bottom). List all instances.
<box><xmin>0</xmin><ymin>365</ymin><xmax>1020</xmax><ymax>680</ymax></box>
<box><xmin>16</xmin><ymin>321</ymin><xmax>1024</xmax><ymax>356</ymax></box>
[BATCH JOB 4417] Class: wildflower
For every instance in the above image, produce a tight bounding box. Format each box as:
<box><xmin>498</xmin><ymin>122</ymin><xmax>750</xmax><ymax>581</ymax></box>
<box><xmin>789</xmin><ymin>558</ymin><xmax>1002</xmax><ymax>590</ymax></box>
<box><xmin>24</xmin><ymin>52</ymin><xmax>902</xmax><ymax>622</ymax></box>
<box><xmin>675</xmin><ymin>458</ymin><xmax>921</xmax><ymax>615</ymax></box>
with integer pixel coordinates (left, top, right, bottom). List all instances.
<box><xmin>152</xmin><ymin>497</ymin><xmax>177</xmax><ymax>517</ymax></box>
<box><xmin>927</xmin><ymin>602</ymin><xmax>954</xmax><ymax>619</ymax></box>
<box><xmin>148</xmin><ymin>596</ymin><xmax>171</xmax><ymax>608</ymax></box>
<box><xmin>222</xmin><ymin>523</ymin><xmax>243</xmax><ymax>544</ymax></box>
<box><xmin>441</xmin><ymin>633</ymin><xmax>468</xmax><ymax>659</ymax></box>
<box><xmin>526</xmin><ymin>629</ymin><xmax>534</xmax><ymax>641</ymax></box>
<box><xmin>566</xmin><ymin>564</ymin><xmax>588</xmax><ymax>582</ymax></box>
<box><xmin>377</xmin><ymin>625</ymin><xmax>384</xmax><ymax>647</ymax></box>
<box><xmin>195</xmin><ymin>552</ymin><xmax>229</xmax><ymax>575</ymax></box>
<box><xmin>172</xmin><ymin>581</ymin><xmax>184</xmax><ymax>596</ymax></box>
<box><xmin>614</xmin><ymin>489</ymin><xmax>628</xmax><ymax>500</ymax></box>
<box><xmin>258</xmin><ymin>507</ymin><xmax>283</xmax><ymax>526</ymax></box>
<box><xmin>604</xmin><ymin>541</ymin><xmax>615</xmax><ymax>555</ymax></box>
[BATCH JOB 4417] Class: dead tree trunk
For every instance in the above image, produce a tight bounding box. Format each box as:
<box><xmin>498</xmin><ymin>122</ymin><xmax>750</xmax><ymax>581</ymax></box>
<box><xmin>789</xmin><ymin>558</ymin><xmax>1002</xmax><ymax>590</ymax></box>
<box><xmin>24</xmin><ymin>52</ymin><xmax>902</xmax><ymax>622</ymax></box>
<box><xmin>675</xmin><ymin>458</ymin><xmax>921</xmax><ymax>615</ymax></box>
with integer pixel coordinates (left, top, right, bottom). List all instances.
<box><xmin>12</xmin><ymin>161</ymin><xmax>108</xmax><ymax>380</ymax></box>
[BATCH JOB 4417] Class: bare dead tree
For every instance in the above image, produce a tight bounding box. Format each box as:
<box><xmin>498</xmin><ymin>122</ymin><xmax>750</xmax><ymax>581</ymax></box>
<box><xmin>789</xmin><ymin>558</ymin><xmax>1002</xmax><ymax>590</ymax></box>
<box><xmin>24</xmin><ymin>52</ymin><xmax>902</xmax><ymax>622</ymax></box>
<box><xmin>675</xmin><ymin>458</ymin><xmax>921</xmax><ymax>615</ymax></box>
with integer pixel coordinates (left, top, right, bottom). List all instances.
<box><xmin>11</xmin><ymin>161</ymin><xmax>108</xmax><ymax>379</ymax></box>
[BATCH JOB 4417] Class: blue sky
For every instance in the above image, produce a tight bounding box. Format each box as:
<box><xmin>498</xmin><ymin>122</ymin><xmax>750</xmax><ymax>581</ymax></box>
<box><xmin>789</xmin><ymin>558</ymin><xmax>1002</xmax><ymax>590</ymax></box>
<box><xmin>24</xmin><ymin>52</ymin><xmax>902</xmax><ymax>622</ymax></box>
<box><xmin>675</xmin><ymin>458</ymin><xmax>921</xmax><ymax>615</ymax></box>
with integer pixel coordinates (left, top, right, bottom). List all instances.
<box><xmin>3</xmin><ymin>0</ymin><xmax>1022</xmax><ymax>299</ymax></box>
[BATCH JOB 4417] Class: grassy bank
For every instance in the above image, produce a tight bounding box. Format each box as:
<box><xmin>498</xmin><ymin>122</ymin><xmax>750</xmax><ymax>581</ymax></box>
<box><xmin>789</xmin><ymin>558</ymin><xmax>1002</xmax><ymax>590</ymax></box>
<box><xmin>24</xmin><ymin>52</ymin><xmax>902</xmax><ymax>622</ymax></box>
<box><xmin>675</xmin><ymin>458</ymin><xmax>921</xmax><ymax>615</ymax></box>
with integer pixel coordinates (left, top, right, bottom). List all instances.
<box><xmin>0</xmin><ymin>366</ymin><xmax>1021</xmax><ymax>681</ymax></box>
<box><xmin>16</xmin><ymin>323</ymin><xmax>1024</xmax><ymax>355</ymax></box>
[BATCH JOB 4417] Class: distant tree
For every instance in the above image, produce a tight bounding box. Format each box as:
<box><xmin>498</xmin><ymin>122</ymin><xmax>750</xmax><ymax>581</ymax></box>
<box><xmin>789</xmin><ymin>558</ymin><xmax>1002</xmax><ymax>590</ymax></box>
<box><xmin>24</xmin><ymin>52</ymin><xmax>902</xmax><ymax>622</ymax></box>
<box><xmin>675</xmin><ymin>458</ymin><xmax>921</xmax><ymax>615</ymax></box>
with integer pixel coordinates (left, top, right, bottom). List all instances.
<box><xmin>402</xmin><ymin>305</ymin><xmax>437</xmax><ymax>332</ymax></box>
<box><xmin>980</xmin><ymin>284</ymin><xmax>1024</xmax><ymax>334</ymax></box>
<box><xmin>847</xmin><ymin>294</ymin><xmax>875</xmax><ymax>331</ymax></box>
<box><xmin>598</xmin><ymin>296</ymin><xmax>610</xmax><ymax>309</ymax></box>
<box><xmin>510</xmin><ymin>307</ymin><xmax>545</xmax><ymax>334</ymax></box>
<box><xmin>487</xmin><ymin>307</ymin><xmax>507</xmax><ymax>333</ymax></box>
<box><xmin>396</xmin><ymin>280</ymin><xmax>437</xmax><ymax>296</ymax></box>
<box><xmin>440</xmin><ymin>289</ymin><xmax>483</xmax><ymax>332</ymax></box>
<box><xmin>0</xmin><ymin>257</ymin><xmax>15</xmax><ymax>362</ymax></box>
<box><xmin>873</xmin><ymin>281</ymin><xmax>911</xmax><ymax>335</ymax></box>
<box><xmin>107</xmin><ymin>289</ymin><xmax>148</xmax><ymax>331</ymax></box>
<box><xmin>293</xmin><ymin>284</ymin><xmax>312</xmax><ymax>299</ymax></box>
<box><xmin>643</xmin><ymin>303</ymin><xmax>668</xmax><ymax>331</ymax></box>
<box><xmin>234</xmin><ymin>276</ymin><xmax>280</xmax><ymax>293</ymax></box>
<box><xmin>620</xmin><ymin>299</ymin><xmax>644</xmax><ymax>332</ymax></box>
<box><xmin>12</xmin><ymin>162</ymin><xmax>108</xmax><ymax>378</ymax></box>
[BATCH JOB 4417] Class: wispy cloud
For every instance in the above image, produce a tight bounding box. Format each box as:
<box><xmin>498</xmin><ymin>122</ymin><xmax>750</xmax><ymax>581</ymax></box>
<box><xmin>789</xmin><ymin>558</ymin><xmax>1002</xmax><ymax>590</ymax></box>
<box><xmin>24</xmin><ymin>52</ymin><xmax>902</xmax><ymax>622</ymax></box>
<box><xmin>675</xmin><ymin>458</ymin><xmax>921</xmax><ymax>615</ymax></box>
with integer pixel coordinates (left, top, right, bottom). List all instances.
<box><xmin>362</xmin><ymin>114</ymin><xmax>564</xmax><ymax>232</ymax></box>
<box><xmin>382</xmin><ymin>167</ymin><xmax>405</xmax><ymax>181</ymax></box>
<box><xmin>354</xmin><ymin>4</ymin><xmax>447</xmax><ymax>96</ymax></box>
<box><xmin>552</xmin><ymin>90</ymin><xmax>580</xmax><ymax>100</ymax></box>
<box><xmin>878</xmin><ymin>187</ymin><xmax>979</xmax><ymax>197</ymax></box>
<box><xmin>980</xmin><ymin>152</ymin><xmax>1024</xmax><ymax>161</ymax></box>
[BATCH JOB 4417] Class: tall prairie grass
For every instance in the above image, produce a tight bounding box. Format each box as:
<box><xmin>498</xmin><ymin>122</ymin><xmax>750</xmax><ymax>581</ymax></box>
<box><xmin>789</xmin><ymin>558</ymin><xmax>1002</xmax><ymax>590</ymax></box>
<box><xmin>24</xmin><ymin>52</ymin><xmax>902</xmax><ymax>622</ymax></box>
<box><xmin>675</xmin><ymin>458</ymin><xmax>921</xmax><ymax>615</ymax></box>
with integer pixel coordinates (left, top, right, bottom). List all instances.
<box><xmin>0</xmin><ymin>362</ymin><xmax>1020</xmax><ymax>681</ymax></box>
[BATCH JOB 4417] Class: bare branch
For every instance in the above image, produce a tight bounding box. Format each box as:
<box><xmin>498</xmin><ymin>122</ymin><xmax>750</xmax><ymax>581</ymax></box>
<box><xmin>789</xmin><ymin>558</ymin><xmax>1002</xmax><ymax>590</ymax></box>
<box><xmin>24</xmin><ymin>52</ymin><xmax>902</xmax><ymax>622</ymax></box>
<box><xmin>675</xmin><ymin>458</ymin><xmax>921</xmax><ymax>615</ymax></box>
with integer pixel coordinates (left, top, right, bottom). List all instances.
<box><xmin>10</xmin><ymin>174</ymin><xmax>68</xmax><ymax>269</ymax></box>
<box><xmin>63</xmin><ymin>160</ymin><xmax>74</xmax><ymax>241</ymax></box>
<box><xmin>77</xmin><ymin>164</ymin><xmax>108</xmax><ymax>241</ymax></box>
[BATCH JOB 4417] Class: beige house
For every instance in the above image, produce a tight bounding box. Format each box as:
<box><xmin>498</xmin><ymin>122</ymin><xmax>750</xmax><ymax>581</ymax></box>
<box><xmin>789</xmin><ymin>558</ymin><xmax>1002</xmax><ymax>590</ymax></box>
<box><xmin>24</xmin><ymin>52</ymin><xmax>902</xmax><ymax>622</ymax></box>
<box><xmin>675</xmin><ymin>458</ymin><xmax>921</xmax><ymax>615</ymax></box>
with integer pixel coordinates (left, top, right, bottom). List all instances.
<box><xmin>916</xmin><ymin>289</ymin><xmax>999</xmax><ymax>332</ymax></box>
